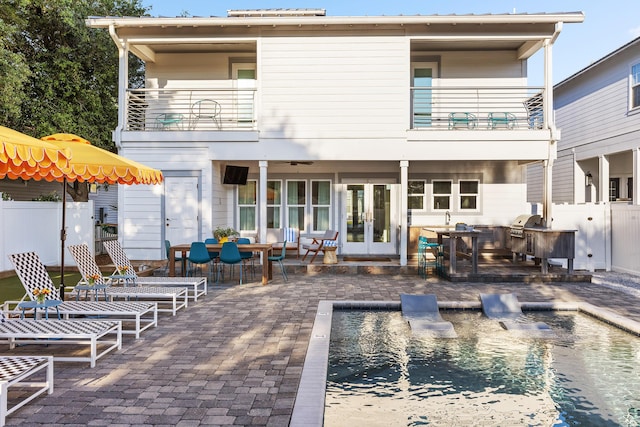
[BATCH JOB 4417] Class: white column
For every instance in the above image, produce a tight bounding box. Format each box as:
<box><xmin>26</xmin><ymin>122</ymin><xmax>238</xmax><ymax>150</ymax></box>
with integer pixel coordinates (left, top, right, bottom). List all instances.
<box><xmin>633</xmin><ymin>148</ymin><xmax>640</xmax><ymax>205</ymax></box>
<box><xmin>259</xmin><ymin>161</ymin><xmax>268</xmax><ymax>244</ymax></box>
<box><xmin>598</xmin><ymin>155</ymin><xmax>610</xmax><ymax>203</ymax></box>
<box><xmin>400</xmin><ymin>161</ymin><xmax>409</xmax><ymax>266</ymax></box>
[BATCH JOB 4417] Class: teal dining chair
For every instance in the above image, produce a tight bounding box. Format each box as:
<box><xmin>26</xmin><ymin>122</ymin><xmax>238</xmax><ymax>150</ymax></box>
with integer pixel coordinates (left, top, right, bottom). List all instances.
<box><xmin>187</xmin><ymin>241</ymin><xmax>213</xmax><ymax>278</ymax></box>
<box><xmin>268</xmin><ymin>240</ymin><xmax>288</xmax><ymax>282</ymax></box>
<box><xmin>237</xmin><ymin>237</ymin><xmax>255</xmax><ymax>280</ymax></box>
<box><xmin>217</xmin><ymin>242</ymin><xmax>243</xmax><ymax>284</ymax></box>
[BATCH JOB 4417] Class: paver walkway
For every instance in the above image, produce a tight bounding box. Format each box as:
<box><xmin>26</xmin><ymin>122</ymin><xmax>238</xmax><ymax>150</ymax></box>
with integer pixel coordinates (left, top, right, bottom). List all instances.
<box><xmin>3</xmin><ymin>272</ymin><xmax>640</xmax><ymax>426</ymax></box>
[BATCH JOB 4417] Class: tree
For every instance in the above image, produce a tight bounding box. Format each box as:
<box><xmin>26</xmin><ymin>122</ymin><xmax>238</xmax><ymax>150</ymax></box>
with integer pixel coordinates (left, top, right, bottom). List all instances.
<box><xmin>0</xmin><ymin>0</ymin><xmax>148</xmax><ymax>201</ymax></box>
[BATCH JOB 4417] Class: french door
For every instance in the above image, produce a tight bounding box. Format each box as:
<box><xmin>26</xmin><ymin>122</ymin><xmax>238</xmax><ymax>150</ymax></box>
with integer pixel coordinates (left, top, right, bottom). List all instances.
<box><xmin>342</xmin><ymin>183</ymin><xmax>397</xmax><ymax>255</ymax></box>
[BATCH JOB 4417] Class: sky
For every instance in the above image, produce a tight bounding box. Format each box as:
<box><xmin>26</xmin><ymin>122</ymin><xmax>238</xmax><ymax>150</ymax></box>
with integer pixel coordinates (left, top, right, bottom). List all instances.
<box><xmin>141</xmin><ymin>0</ymin><xmax>640</xmax><ymax>86</ymax></box>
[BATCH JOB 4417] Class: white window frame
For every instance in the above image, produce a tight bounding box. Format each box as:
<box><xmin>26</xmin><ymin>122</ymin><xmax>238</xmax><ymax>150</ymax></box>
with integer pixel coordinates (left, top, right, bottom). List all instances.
<box><xmin>431</xmin><ymin>179</ymin><xmax>452</xmax><ymax>211</ymax></box>
<box><xmin>311</xmin><ymin>180</ymin><xmax>332</xmax><ymax>232</ymax></box>
<box><xmin>266</xmin><ymin>180</ymin><xmax>282</xmax><ymax>229</ymax></box>
<box><xmin>237</xmin><ymin>179</ymin><xmax>257</xmax><ymax>233</ymax></box>
<box><xmin>286</xmin><ymin>180</ymin><xmax>307</xmax><ymax>232</ymax></box>
<box><xmin>459</xmin><ymin>179</ymin><xmax>480</xmax><ymax>211</ymax></box>
<box><xmin>631</xmin><ymin>61</ymin><xmax>640</xmax><ymax>111</ymax></box>
<box><xmin>408</xmin><ymin>179</ymin><xmax>427</xmax><ymax>211</ymax></box>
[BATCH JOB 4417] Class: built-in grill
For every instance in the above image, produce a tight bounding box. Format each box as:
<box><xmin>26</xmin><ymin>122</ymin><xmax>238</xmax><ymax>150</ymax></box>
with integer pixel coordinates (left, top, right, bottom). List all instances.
<box><xmin>509</xmin><ymin>214</ymin><xmax>542</xmax><ymax>238</ymax></box>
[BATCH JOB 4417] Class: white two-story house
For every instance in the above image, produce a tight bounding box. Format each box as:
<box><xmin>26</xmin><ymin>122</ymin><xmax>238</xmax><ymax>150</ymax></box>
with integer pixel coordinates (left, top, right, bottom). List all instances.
<box><xmin>87</xmin><ymin>9</ymin><xmax>584</xmax><ymax>265</ymax></box>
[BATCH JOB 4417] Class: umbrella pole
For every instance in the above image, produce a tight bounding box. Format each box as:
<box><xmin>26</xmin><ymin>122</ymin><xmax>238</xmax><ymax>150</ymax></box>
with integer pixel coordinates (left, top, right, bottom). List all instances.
<box><xmin>60</xmin><ymin>178</ymin><xmax>67</xmax><ymax>293</ymax></box>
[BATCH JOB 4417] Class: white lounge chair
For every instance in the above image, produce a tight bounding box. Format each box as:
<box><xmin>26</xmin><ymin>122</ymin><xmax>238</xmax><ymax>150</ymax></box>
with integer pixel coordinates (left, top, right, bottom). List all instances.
<box><xmin>67</xmin><ymin>244</ymin><xmax>188</xmax><ymax>316</ymax></box>
<box><xmin>0</xmin><ymin>356</ymin><xmax>53</xmax><ymax>426</ymax></box>
<box><xmin>102</xmin><ymin>240</ymin><xmax>207</xmax><ymax>301</ymax></box>
<box><xmin>0</xmin><ymin>320</ymin><xmax>121</xmax><ymax>368</ymax></box>
<box><xmin>7</xmin><ymin>252</ymin><xmax>157</xmax><ymax>339</ymax></box>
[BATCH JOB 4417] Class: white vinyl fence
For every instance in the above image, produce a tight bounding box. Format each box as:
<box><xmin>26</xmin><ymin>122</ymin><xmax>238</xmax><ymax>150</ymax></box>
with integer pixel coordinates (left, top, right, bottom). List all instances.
<box><xmin>610</xmin><ymin>203</ymin><xmax>640</xmax><ymax>275</ymax></box>
<box><xmin>0</xmin><ymin>198</ymin><xmax>94</xmax><ymax>274</ymax></box>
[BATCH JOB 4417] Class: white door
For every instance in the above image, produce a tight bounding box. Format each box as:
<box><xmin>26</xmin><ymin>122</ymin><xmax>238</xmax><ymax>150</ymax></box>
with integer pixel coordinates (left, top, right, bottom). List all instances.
<box><xmin>342</xmin><ymin>183</ymin><xmax>397</xmax><ymax>255</ymax></box>
<box><xmin>164</xmin><ymin>176</ymin><xmax>199</xmax><ymax>245</ymax></box>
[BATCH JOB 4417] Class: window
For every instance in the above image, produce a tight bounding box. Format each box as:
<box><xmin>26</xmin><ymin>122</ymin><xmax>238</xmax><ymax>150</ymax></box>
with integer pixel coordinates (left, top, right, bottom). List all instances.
<box><xmin>287</xmin><ymin>180</ymin><xmax>306</xmax><ymax>231</ymax></box>
<box><xmin>432</xmin><ymin>180</ymin><xmax>451</xmax><ymax>210</ymax></box>
<box><xmin>312</xmin><ymin>180</ymin><xmax>331</xmax><ymax>231</ymax></box>
<box><xmin>238</xmin><ymin>180</ymin><xmax>257</xmax><ymax>231</ymax></box>
<box><xmin>632</xmin><ymin>63</ymin><xmax>640</xmax><ymax>109</ymax></box>
<box><xmin>408</xmin><ymin>180</ymin><xmax>426</xmax><ymax>210</ymax></box>
<box><xmin>459</xmin><ymin>180</ymin><xmax>479</xmax><ymax>210</ymax></box>
<box><xmin>609</xmin><ymin>178</ymin><xmax>620</xmax><ymax>201</ymax></box>
<box><xmin>267</xmin><ymin>180</ymin><xmax>281</xmax><ymax>228</ymax></box>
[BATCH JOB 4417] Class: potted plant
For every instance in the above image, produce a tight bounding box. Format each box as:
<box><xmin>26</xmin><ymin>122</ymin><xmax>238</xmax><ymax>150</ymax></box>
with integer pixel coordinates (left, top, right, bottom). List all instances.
<box><xmin>213</xmin><ymin>226</ymin><xmax>239</xmax><ymax>243</ymax></box>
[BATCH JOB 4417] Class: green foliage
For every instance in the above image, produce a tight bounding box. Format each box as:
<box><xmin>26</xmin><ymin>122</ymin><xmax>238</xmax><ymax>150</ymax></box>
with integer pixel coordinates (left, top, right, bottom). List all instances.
<box><xmin>213</xmin><ymin>227</ymin><xmax>240</xmax><ymax>240</ymax></box>
<box><xmin>0</xmin><ymin>0</ymin><xmax>148</xmax><ymax>150</ymax></box>
<box><xmin>1</xmin><ymin>192</ymin><xmax>14</xmax><ymax>201</ymax></box>
<box><xmin>32</xmin><ymin>191</ymin><xmax>62</xmax><ymax>201</ymax></box>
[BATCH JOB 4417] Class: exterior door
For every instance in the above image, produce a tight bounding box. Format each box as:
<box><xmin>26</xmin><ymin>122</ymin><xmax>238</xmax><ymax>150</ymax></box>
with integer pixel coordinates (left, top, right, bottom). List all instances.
<box><xmin>164</xmin><ymin>176</ymin><xmax>199</xmax><ymax>245</ymax></box>
<box><xmin>342</xmin><ymin>183</ymin><xmax>397</xmax><ymax>255</ymax></box>
<box><xmin>411</xmin><ymin>62</ymin><xmax>438</xmax><ymax>128</ymax></box>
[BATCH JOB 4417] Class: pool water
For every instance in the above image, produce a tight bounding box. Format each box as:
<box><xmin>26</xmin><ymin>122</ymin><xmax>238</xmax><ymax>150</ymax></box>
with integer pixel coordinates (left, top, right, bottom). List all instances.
<box><xmin>326</xmin><ymin>310</ymin><xmax>640</xmax><ymax>426</ymax></box>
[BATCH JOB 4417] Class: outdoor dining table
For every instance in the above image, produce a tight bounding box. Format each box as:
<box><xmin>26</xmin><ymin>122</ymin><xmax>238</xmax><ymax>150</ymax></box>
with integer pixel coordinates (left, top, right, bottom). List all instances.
<box><xmin>168</xmin><ymin>243</ymin><xmax>274</xmax><ymax>285</ymax></box>
<box><xmin>424</xmin><ymin>228</ymin><xmax>483</xmax><ymax>275</ymax></box>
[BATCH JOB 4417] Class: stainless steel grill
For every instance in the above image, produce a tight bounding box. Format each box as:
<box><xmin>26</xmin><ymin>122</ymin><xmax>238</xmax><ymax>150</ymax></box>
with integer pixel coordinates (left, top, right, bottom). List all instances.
<box><xmin>509</xmin><ymin>214</ymin><xmax>542</xmax><ymax>238</ymax></box>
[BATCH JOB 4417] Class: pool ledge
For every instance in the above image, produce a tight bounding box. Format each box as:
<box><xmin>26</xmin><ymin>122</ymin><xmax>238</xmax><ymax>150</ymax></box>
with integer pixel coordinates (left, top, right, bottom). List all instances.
<box><xmin>290</xmin><ymin>299</ymin><xmax>640</xmax><ymax>427</ymax></box>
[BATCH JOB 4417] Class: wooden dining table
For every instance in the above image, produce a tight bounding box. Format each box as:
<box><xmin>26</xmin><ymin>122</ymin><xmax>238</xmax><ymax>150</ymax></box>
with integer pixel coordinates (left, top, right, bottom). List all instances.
<box><xmin>423</xmin><ymin>228</ymin><xmax>483</xmax><ymax>275</ymax></box>
<box><xmin>168</xmin><ymin>243</ymin><xmax>274</xmax><ymax>285</ymax></box>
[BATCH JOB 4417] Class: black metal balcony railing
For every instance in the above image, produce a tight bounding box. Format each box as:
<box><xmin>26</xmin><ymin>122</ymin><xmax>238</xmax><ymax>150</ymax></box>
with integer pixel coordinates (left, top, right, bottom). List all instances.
<box><xmin>410</xmin><ymin>87</ymin><xmax>545</xmax><ymax>130</ymax></box>
<box><xmin>125</xmin><ymin>88</ymin><xmax>257</xmax><ymax>131</ymax></box>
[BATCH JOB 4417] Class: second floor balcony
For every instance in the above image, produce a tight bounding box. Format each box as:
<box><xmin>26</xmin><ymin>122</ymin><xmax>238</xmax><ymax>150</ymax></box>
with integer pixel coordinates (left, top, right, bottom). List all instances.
<box><xmin>124</xmin><ymin>86</ymin><xmax>545</xmax><ymax>133</ymax></box>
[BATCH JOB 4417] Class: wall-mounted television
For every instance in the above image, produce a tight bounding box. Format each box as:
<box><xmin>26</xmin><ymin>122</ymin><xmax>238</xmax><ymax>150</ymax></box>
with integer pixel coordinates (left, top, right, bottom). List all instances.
<box><xmin>223</xmin><ymin>165</ymin><xmax>249</xmax><ymax>185</ymax></box>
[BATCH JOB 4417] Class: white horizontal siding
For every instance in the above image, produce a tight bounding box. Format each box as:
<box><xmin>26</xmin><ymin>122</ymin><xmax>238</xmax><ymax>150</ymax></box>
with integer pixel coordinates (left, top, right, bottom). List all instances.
<box><xmin>526</xmin><ymin>162</ymin><xmax>543</xmax><ymax>204</ymax></box>
<box><xmin>552</xmin><ymin>152</ymin><xmax>575</xmax><ymax>203</ymax></box>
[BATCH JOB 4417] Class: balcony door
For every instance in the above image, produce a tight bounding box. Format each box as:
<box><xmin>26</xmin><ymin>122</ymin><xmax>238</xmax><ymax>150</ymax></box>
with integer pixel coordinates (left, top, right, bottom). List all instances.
<box><xmin>342</xmin><ymin>183</ymin><xmax>397</xmax><ymax>255</ymax></box>
<box><xmin>232</xmin><ymin>63</ymin><xmax>256</xmax><ymax>126</ymax></box>
<box><xmin>412</xmin><ymin>62</ymin><xmax>438</xmax><ymax>128</ymax></box>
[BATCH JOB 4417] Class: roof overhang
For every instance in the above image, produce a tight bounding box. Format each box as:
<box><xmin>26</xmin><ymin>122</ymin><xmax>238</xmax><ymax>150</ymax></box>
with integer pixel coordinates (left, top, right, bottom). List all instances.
<box><xmin>87</xmin><ymin>12</ymin><xmax>584</xmax><ymax>62</ymax></box>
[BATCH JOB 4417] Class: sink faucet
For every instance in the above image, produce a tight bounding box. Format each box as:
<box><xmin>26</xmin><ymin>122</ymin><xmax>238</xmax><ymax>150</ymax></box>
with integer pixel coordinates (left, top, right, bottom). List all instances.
<box><xmin>445</xmin><ymin>211</ymin><xmax>451</xmax><ymax>225</ymax></box>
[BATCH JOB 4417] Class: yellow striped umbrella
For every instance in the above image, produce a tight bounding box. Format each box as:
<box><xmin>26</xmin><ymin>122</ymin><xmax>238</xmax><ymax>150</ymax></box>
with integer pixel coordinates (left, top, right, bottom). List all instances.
<box><xmin>0</xmin><ymin>126</ymin><xmax>71</xmax><ymax>181</ymax></box>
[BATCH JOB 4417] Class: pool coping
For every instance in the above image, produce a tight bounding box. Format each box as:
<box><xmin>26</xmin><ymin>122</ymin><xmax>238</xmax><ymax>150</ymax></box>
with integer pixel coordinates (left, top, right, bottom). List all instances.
<box><xmin>289</xmin><ymin>299</ymin><xmax>640</xmax><ymax>427</ymax></box>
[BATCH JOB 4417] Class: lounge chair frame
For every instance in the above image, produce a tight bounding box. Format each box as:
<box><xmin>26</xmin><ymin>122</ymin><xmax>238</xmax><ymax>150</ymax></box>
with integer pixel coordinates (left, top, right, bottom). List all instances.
<box><xmin>102</xmin><ymin>240</ymin><xmax>207</xmax><ymax>302</ymax></box>
<box><xmin>67</xmin><ymin>244</ymin><xmax>188</xmax><ymax>315</ymax></box>
<box><xmin>8</xmin><ymin>252</ymin><xmax>158</xmax><ymax>338</ymax></box>
<box><xmin>0</xmin><ymin>320</ymin><xmax>122</xmax><ymax>368</ymax></box>
<box><xmin>0</xmin><ymin>356</ymin><xmax>54</xmax><ymax>426</ymax></box>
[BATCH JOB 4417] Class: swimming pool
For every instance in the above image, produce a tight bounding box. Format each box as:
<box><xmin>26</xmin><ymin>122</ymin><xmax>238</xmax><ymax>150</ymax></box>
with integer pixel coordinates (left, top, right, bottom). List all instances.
<box><xmin>290</xmin><ymin>300</ymin><xmax>640</xmax><ymax>427</ymax></box>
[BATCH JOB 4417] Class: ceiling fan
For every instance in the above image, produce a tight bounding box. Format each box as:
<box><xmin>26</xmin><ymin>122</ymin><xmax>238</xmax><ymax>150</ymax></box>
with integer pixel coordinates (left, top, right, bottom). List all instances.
<box><xmin>273</xmin><ymin>161</ymin><xmax>314</xmax><ymax>166</ymax></box>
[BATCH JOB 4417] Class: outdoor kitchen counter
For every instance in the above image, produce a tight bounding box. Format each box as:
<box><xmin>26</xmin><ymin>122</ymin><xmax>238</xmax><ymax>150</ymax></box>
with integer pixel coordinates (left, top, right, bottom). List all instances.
<box><xmin>511</xmin><ymin>227</ymin><xmax>576</xmax><ymax>274</ymax></box>
<box><xmin>423</xmin><ymin>228</ymin><xmax>484</xmax><ymax>276</ymax></box>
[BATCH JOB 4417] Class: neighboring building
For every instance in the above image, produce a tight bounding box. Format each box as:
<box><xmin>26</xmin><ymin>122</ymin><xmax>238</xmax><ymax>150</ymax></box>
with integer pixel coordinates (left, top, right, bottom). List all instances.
<box><xmin>86</xmin><ymin>9</ymin><xmax>584</xmax><ymax>264</ymax></box>
<box><xmin>528</xmin><ymin>36</ymin><xmax>640</xmax><ymax>205</ymax></box>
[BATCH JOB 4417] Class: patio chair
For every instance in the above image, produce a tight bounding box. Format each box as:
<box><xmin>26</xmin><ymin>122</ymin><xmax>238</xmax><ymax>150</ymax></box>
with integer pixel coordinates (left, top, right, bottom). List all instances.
<box><xmin>268</xmin><ymin>227</ymin><xmax>300</xmax><ymax>258</ymax></box>
<box><xmin>267</xmin><ymin>240</ymin><xmax>288</xmax><ymax>282</ymax></box>
<box><xmin>68</xmin><ymin>244</ymin><xmax>188</xmax><ymax>316</ymax></box>
<box><xmin>186</xmin><ymin>241</ymin><xmax>214</xmax><ymax>279</ymax></box>
<box><xmin>7</xmin><ymin>252</ymin><xmax>158</xmax><ymax>339</ymax></box>
<box><xmin>217</xmin><ymin>242</ymin><xmax>244</xmax><ymax>285</ymax></box>
<box><xmin>237</xmin><ymin>237</ymin><xmax>255</xmax><ymax>280</ymax></box>
<box><xmin>155</xmin><ymin>112</ymin><xmax>184</xmax><ymax>130</ymax></box>
<box><xmin>102</xmin><ymin>240</ymin><xmax>207</xmax><ymax>302</ymax></box>
<box><xmin>0</xmin><ymin>319</ymin><xmax>121</xmax><ymax>368</ymax></box>
<box><xmin>164</xmin><ymin>239</ymin><xmax>183</xmax><ymax>274</ymax></box>
<box><xmin>0</xmin><ymin>356</ymin><xmax>54</xmax><ymax>426</ymax></box>
<box><xmin>301</xmin><ymin>230</ymin><xmax>339</xmax><ymax>263</ymax></box>
<box><xmin>191</xmin><ymin>99</ymin><xmax>222</xmax><ymax>130</ymax></box>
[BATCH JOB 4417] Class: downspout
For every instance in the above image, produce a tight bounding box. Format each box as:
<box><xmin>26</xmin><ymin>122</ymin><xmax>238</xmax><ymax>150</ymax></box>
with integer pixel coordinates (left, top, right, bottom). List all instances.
<box><xmin>109</xmin><ymin>24</ymin><xmax>127</xmax><ymax>150</ymax></box>
<box><xmin>542</xmin><ymin>22</ymin><xmax>562</xmax><ymax>228</ymax></box>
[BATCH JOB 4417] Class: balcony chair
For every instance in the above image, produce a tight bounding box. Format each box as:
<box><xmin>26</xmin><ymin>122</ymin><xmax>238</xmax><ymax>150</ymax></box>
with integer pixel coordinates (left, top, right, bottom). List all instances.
<box><xmin>191</xmin><ymin>99</ymin><xmax>221</xmax><ymax>130</ymax></box>
<box><xmin>301</xmin><ymin>230</ymin><xmax>339</xmax><ymax>263</ymax></box>
<box><xmin>268</xmin><ymin>240</ymin><xmax>288</xmax><ymax>282</ymax></box>
<box><xmin>487</xmin><ymin>112</ymin><xmax>517</xmax><ymax>129</ymax></box>
<box><xmin>448</xmin><ymin>112</ymin><xmax>477</xmax><ymax>129</ymax></box>
<box><xmin>155</xmin><ymin>113</ymin><xmax>185</xmax><ymax>130</ymax></box>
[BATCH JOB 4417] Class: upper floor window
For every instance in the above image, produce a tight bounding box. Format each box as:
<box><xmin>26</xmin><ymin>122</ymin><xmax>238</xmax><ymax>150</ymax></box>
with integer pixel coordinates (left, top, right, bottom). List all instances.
<box><xmin>408</xmin><ymin>180</ymin><xmax>426</xmax><ymax>210</ymax></box>
<box><xmin>238</xmin><ymin>180</ymin><xmax>257</xmax><ymax>232</ymax></box>
<box><xmin>311</xmin><ymin>180</ymin><xmax>331</xmax><ymax>231</ymax></box>
<box><xmin>459</xmin><ymin>180</ymin><xmax>479</xmax><ymax>210</ymax></box>
<box><xmin>267</xmin><ymin>180</ymin><xmax>282</xmax><ymax>228</ymax></box>
<box><xmin>632</xmin><ymin>63</ymin><xmax>640</xmax><ymax>109</ymax></box>
<box><xmin>432</xmin><ymin>180</ymin><xmax>451</xmax><ymax>210</ymax></box>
